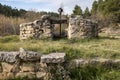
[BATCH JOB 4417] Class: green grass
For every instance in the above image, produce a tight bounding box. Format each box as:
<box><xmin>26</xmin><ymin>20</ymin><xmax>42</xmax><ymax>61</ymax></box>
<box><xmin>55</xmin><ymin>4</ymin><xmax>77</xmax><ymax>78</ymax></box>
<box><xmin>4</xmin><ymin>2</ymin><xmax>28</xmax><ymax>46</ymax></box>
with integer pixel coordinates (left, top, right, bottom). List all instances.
<box><xmin>0</xmin><ymin>34</ymin><xmax>120</xmax><ymax>59</ymax></box>
<box><xmin>70</xmin><ymin>64</ymin><xmax>120</xmax><ymax>80</ymax></box>
<box><xmin>0</xmin><ymin>34</ymin><xmax>120</xmax><ymax>80</ymax></box>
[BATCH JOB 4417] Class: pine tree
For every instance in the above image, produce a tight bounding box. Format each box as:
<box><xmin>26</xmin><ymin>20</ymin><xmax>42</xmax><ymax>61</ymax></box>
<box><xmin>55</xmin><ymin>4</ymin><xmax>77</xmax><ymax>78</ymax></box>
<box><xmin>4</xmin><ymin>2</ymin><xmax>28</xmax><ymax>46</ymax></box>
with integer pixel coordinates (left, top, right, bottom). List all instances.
<box><xmin>83</xmin><ymin>7</ymin><xmax>91</xmax><ymax>18</ymax></box>
<box><xmin>97</xmin><ymin>0</ymin><xmax>104</xmax><ymax>12</ymax></box>
<box><xmin>91</xmin><ymin>1</ymin><xmax>98</xmax><ymax>15</ymax></box>
<box><xmin>73</xmin><ymin>5</ymin><xmax>82</xmax><ymax>15</ymax></box>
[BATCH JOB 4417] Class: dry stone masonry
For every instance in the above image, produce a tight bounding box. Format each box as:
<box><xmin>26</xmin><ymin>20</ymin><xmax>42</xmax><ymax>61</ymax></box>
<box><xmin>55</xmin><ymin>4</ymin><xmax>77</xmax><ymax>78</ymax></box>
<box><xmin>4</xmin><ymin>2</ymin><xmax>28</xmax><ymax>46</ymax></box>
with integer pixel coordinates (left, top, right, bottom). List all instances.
<box><xmin>67</xmin><ymin>15</ymin><xmax>98</xmax><ymax>39</ymax></box>
<box><xmin>20</xmin><ymin>15</ymin><xmax>54</xmax><ymax>39</ymax></box>
<box><xmin>20</xmin><ymin>15</ymin><xmax>98</xmax><ymax>39</ymax></box>
<box><xmin>0</xmin><ymin>48</ymin><xmax>120</xmax><ymax>79</ymax></box>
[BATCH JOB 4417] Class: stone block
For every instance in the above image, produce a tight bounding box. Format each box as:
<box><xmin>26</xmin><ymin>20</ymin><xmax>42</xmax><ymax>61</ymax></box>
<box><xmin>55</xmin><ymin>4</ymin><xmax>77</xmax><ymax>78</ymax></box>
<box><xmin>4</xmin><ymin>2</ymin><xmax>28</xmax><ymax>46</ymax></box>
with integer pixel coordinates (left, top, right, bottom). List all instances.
<box><xmin>15</xmin><ymin>72</ymin><xmax>36</xmax><ymax>79</ymax></box>
<box><xmin>20</xmin><ymin>64</ymin><xmax>35</xmax><ymax>72</ymax></box>
<box><xmin>36</xmin><ymin>72</ymin><xmax>46</xmax><ymax>79</ymax></box>
<box><xmin>7</xmin><ymin>72</ymin><xmax>14</xmax><ymax>79</ymax></box>
<box><xmin>73</xmin><ymin>59</ymin><xmax>88</xmax><ymax>67</ymax></box>
<box><xmin>0</xmin><ymin>72</ymin><xmax>7</xmax><ymax>79</ymax></box>
<box><xmin>19</xmin><ymin>48</ymin><xmax>42</xmax><ymax>61</ymax></box>
<box><xmin>0</xmin><ymin>52</ymin><xmax>19</xmax><ymax>63</ymax></box>
<box><xmin>41</xmin><ymin>53</ymin><xmax>66</xmax><ymax>63</ymax></box>
<box><xmin>1</xmin><ymin>62</ymin><xmax>13</xmax><ymax>72</ymax></box>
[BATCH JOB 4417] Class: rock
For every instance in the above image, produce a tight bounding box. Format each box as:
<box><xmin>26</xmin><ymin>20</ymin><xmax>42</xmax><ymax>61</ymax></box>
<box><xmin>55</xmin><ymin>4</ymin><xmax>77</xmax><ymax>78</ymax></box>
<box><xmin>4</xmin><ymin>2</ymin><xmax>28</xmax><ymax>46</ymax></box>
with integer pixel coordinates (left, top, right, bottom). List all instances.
<box><xmin>67</xmin><ymin>15</ymin><xmax>98</xmax><ymax>39</ymax></box>
<box><xmin>7</xmin><ymin>72</ymin><xmax>14</xmax><ymax>79</ymax></box>
<box><xmin>97</xmin><ymin>58</ymin><xmax>113</xmax><ymax>65</ymax></box>
<box><xmin>0</xmin><ymin>52</ymin><xmax>19</xmax><ymax>63</ymax></box>
<box><xmin>73</xmin><ymin>59</ymin><xmax>88</xmax><ymax>67</ymax></box>
<box><xmin>113</xmin><ymin>59</ymin><xmax>120</xmax><ymax>64</ymax></box>
<box><xmin>36</xmin><ymin>72</ymin><xmax>46</xmax><ymax>79</ymax></box>
<box><xmin>11</xmin><ymin>63</ymin><xmax>21</xmax><ymax>73</ymax></box>
<box><xmin>41</xmin><ymin>53</ymin><xmax>66</xmax><ymax>63</ymax></box>
<box><xmin>19</xmin><ymin>48</ymin><xmax>41</xmax><ymax>61</ymax></box>
<box><xmin>15</xmin><ymin>72</ymin><xmax>36</xmax><ymax>79</ymax></box>
<box><xmin>20</xmin><ymin>63</ymin><xmax>35</xmax><ymax>72</ymax></box>
<box><xmin>0</xmin><ymin>72</ymin><xmax>7</xmax><ymax>79</ymax></box>
<box><xmin>1</xmin><ymin>62</ymin><xmax>13</xmax><ymax>72</ymax></box>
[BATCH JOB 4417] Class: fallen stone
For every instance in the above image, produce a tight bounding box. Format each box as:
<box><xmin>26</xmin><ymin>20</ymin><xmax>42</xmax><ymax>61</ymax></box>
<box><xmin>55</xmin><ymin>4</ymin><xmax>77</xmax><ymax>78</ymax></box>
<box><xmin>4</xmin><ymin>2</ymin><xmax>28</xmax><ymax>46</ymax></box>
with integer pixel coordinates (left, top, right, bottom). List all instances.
<box><xmin>19</xmin><ymin>48</ymin><xmax>41</xmax><ymax>61</ymax></box>
<box><xmin>0</xmin><ymin>52</ymin><xmax>19</xmax><ymax>63</ymax></box>
<box><xmin>41</xmin><ymin>53</ymin><xmax>66</xmax><ymax>63</ymax></box>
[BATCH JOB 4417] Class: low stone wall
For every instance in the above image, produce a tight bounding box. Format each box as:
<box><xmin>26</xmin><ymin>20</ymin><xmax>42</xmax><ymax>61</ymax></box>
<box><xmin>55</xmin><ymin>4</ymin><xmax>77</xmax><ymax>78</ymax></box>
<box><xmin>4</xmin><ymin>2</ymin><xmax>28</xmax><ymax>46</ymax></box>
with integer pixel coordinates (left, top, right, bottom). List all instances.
<box><xmin>0</xmin><ymin>48</ymin><xmax>120</xmax><ymax>79</ymax></box>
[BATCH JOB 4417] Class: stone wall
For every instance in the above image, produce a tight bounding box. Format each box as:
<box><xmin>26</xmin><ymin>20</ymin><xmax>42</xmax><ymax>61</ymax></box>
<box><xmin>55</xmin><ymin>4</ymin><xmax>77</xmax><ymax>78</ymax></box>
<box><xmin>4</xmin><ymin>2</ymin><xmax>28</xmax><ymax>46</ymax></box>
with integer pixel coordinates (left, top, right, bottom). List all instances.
<box><xmin>0</xmin><ymin>48</ymin><xmax>120</xmax><ymax>79</ymax></box>
<box><xmin>67</xmin><ymin>15</ymin><xmax>98</xmax><ymax>39</ymax></box>
<box><xmin>20</xmin><ymin>15</ymin><xmax>98</xmax><ymax>40</ymax></box>
<box><xmin>20</xmin><ymin>15</ymin><xmax>54</xmax><ymax>40</ymax></box>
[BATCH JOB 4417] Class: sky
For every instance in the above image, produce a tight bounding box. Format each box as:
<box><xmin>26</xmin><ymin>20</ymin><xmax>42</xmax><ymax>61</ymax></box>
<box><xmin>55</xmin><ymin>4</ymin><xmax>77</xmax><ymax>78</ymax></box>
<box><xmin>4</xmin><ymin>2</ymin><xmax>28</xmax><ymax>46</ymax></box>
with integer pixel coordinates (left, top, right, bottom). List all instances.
<box><xmin>0</xmin><ymin>0</ymin><xmax>94</xmax><ymax>14</ymax></box>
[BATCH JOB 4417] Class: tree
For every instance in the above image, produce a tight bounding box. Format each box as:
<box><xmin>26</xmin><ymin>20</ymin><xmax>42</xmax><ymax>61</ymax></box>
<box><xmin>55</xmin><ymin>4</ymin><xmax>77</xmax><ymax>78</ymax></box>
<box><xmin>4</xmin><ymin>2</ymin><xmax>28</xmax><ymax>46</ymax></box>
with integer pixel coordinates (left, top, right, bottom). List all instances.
<box><xmin>83</xmin><ymin>7</ymin><xmax>91</xmax><ymax>18</ymax></box>
<box><xmin>97</xmin><ymin>0</ymin><xmax>104</xmax><ymax>12</ymax></box>
<box><xmin>73</xmin><ymin>5</ymin><xmax>82</xmax><ymax>15</ymax></box>
<box><xmin>91</xmin><ymin>1</ymin><xmax>98</xmax><ymax>15</ymax></box>
<box><xmin>103</xmin><ymin>0</ymin><xmax>120</xmax><ymax>22</ymax></box>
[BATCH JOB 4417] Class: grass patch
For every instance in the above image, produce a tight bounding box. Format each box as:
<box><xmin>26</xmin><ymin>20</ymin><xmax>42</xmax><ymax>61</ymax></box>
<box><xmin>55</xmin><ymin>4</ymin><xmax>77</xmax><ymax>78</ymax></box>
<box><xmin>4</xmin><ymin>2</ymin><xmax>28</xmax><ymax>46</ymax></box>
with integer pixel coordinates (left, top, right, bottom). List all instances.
<box><xmin>0</xmin><ymin>34</ymin><xmax>120</xmax><ymax>59</ymax></box>
<box><xmin>70</xmin><ymin>64</ymin><xmax>120</xmax><ymax>80</ymax></box>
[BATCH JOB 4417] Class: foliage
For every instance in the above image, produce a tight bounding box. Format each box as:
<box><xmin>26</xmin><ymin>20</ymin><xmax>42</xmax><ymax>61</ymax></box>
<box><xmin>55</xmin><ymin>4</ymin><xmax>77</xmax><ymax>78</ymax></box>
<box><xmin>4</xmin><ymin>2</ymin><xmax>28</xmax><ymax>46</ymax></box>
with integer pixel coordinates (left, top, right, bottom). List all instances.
<box><xmin>0</xmin><ymin>3</ymin><xmax>27</xmax><ymax>17</ymax></box>
<box><xmin>83</xmin><ymin>7</ymin><xmax>91</xmax><ymax>18</ymax></box>
<box><xmin>70</xmin><ymin>64</ymin><xmax>120</xmax><ymax>80</ymax></box>
<box><xmin>91</xmin><ymin>0</ymin><xmax>98</xmax><ymax>15</ymax></box>
<box><xmin>73</xmin><ymin>5</ymin><xmax>83</xmax><ymax>15</ymax></box>
<box><xmin>0</xmin><ymin>14</ymin><xmax>26</xmax><ymax>36</ymax></box>
<box><xmin>91</xmin><ymin>0</ymin><xmax>120</xmax><ymax>28</ymax></box>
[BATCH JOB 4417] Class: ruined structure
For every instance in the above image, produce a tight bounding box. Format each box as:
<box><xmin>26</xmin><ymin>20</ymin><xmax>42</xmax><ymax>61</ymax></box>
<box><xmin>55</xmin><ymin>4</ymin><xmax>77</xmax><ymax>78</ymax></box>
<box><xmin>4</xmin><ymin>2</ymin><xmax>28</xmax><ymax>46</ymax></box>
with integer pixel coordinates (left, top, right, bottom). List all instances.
<box><xmin>20</xmin><ymin>15</ymin><xmax>54</xmax><ymax>39</ymax></box>
<box><xmin>67</xmin><ymin>15</ymin><xmax>98</xmax><ymax>39</ymax></box>
<box><xmin>20</xmin><ymin>15</ymin><xmax>98</xmax><ymax>39</ymax></box>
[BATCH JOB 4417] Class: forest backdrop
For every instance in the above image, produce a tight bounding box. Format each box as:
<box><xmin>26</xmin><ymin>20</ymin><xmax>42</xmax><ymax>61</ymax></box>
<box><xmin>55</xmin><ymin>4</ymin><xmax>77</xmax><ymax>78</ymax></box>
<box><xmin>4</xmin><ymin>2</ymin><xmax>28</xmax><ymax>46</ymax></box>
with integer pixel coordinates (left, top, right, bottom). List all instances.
<box><xmin>0</xmin><ymin>0</ymin><xmax>120</xmax><ymax>36</ymax></box>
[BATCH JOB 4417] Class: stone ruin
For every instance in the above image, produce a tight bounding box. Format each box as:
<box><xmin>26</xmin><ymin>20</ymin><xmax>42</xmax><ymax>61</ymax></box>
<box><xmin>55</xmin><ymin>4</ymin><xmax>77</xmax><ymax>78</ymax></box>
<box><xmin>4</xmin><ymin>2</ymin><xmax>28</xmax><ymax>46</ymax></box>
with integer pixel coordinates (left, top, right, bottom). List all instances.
<box><xmin>67</xmin><ymin>15</ymin><xmax>98</xmax><ymax>39</ymax></box>
<box><xmin>20</xmin><ymin>15</ymin><xmax>54</xmax><ymax>39</ymax></box>
<box><xmin>20</xmin><ymin>15</ymin><xmax>98</xmax><ymax>39</ymax></box>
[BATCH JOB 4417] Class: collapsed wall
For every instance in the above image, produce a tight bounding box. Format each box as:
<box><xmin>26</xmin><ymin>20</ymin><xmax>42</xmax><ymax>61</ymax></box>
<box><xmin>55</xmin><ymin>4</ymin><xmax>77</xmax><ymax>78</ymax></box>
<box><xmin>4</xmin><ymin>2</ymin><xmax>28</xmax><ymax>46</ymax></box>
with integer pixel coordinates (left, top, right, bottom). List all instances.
<box><xmin>20</xmin><ymin>15</ymin><xmax>54</xmax><ymax>39</ymax></box>
<box><xmin>67</xmin><ymin>15</ymin><xmax>98</xmax><ymax>39</ymax></box>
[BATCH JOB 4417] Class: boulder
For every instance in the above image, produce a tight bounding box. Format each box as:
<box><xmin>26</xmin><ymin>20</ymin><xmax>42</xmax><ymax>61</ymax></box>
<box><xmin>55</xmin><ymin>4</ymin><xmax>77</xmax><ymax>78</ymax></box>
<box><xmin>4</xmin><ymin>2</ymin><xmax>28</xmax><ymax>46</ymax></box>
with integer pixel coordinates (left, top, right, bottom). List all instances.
<box><xmin>0</xmin><ymin>52</ymin><xmax>19</xmax><ymax>63</ymax></box>
<box><xmin>41</xmin><ymin>53</ymin><xmax>66</xmax><ymax>63</ymax></box>
<box><xmin>19</xmin><ymin>48</ymin><xmax>41</xmax><ymax>61</ymax></box>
